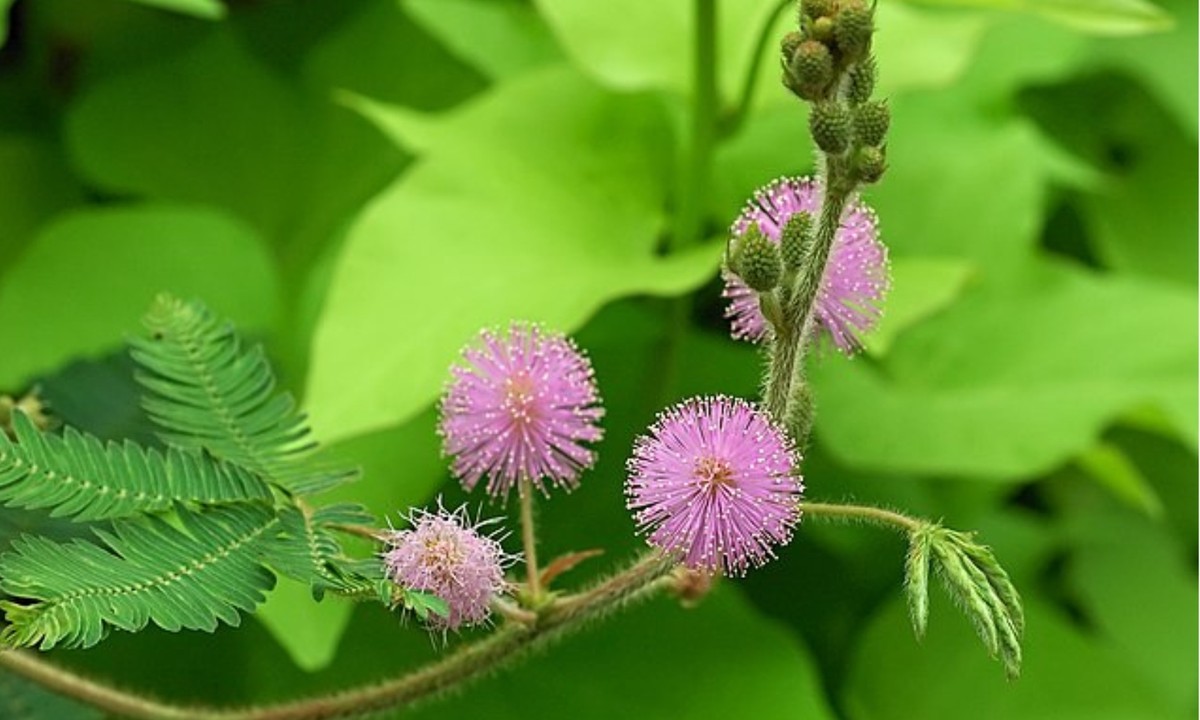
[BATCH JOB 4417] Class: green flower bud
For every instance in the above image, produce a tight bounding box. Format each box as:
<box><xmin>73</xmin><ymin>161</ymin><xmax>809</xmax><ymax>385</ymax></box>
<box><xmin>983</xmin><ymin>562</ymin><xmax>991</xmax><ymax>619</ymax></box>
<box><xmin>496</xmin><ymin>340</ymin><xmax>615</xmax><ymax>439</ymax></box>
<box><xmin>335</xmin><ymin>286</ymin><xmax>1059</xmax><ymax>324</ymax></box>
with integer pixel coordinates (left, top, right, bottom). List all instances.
<box><xmin>780</xmin><ymin>31</ymin><xmax>804</xmax><ymax>63</ymax></box>
<box><xmin>852</xmin><ymin>145</ymin><xmax>887</xmax><ymax>184</ymax></box>
<box><xmin>785</xmin><ymin>40</ymin><xmax>834</xmax><ymax>101</ymax></box>
<box><xmin>847</xmin><ymin>57</ymin><xmax>877</xmax><ymax>104</ymax></box>
<box><xmin>734</xmin><ymin>225</ymin><xmax>783</xmax><ymax>292</ymax></box>
<box><xmin>801</xmin><ymin>0</ymin><xmax>835</xmax><ymax>21</ymax></box>
<box><xmin>834</xmin><ymin>0</ymin><xmax>874</xmax><ymax>62</ymax></box>
<box><xmin>809</xmin><ymin>102</ymin><xmax>852</xmax><ymax>154</ymax></box>
<box><xmin>780</xmin><ymin>212</ymin><xmax>813</xmax><ymax>271</ymax></box>
<box><xmin>853</xmin><ymin>99</ymin><xmax>890</xmax><ymax>146</ymax></box>
<box><xmin>811</xmin><ymin>16</ymin><xmax>835</xmax><ymax>43</ymax></box>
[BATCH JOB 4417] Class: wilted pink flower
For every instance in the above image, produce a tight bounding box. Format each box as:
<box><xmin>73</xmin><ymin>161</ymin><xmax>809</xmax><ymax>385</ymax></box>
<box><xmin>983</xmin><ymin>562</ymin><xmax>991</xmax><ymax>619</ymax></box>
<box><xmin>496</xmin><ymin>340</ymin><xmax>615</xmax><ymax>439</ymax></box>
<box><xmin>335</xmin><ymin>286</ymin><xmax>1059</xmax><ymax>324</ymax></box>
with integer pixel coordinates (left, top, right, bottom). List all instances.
<box><xmin>382</xmin><ymin>503</ymin><xmax>514</xmax><ymax>630</ymax></box>
<box><xmin>723</xmin><ymin>176</ymin><xmax>888</xmax><ymax>352</ymax></box>
<box><xmin>440</xmin><ymin>323</ymin><xmax>604</xmax><ymax>497</ymax></box>
<box><xmin>625</xmin><ymin>396</ymin><xmax>803</xmax><ymax>576</ymax></box>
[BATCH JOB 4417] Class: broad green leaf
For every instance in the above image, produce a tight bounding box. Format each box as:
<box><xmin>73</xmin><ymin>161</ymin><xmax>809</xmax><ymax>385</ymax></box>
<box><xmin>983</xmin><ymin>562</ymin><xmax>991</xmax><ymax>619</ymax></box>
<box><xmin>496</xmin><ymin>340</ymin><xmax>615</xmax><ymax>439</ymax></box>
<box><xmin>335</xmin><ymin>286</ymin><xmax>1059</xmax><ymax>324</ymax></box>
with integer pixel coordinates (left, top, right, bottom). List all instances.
<box><xmin>404</xmin><ymin>0</ymin><xmax>562</xmax><ymax>80</ymax></box>
<box><xmin>533</xmin><ymin>0</ymin><xmax>785</xmax><ymax>102</ymax></box>
<box><xmin>867</xmin><ymin>93</ymin><xmax>1047</xmax><ymax>281</ymax></box>
<box><xmin>813</xmin><ymin>262</ymin><xmax>1197</xmax><ymax>478</ymax></box>
<box><xmin>303</xmin><ymin>0</ymin><xmax>486</xmax><ymax>109</ymax></box>
<box><xmin>1067</xmin><ymin>509</ymin><xmax>1197</xmax><ymax>715</ymax></box>
<box><xmin>322</xmin><ymin>407</ymin><xmax>448</xmax><ymax>519</ymax></box>
<box><xmin>0</xmin><ymin>205</ymin><xmax>278</xmax><ymax>390</ymax></box>
<box><xmin>66</xmin><ymin>33</ymin><xmax>304</xmax><ymax>239</ymax></box>
<box><xmin>905</xmin><ymin>0</ymin><xmax>1173</xmax><ymax>35</ymax></box>
<box><xmin>246</xmin><ymin>587</ymin><xmax>838</xmax><ymax>720</ymax></box>
<box><xmin>864</xmin><ymin>257</ymin><xmax>976</xmax><ymax>355</ymax></box>
<box><xmin>255</xmin><ymin>577</ymin><xmax>355</xmax><ymax>672</ymax></box>
<box><xmin>0</xmin><ymin>135</ymin><xmax>82</xmax><ymax>267</ymax></box>
<box><xmin>125</xmin><ymin>0</ymin><xmax>225</xmax><ymax>19</ymax></box>
<box><xmin>306</xmin><ymin>67</ymin><xmax>723</xmax><ymax>442</ymax></box>
<box><xmin>1074</xmin><ymin>441</ymin><xmax>1162</xmax><ymax>516</ymax></box>
<box><xmin>0</xmin><ymin>0</ymin><xmax>12</xmax><ymax>48</ymax></box>
<box><xmin>0</xmin><ymin>669</ymin><xmax>100</xmax><ymax>720</ymax></box>
<box><xmin>845</xmin><ymin>596</ymin><xmax>1175</xmax><ymax>720</ymax></box>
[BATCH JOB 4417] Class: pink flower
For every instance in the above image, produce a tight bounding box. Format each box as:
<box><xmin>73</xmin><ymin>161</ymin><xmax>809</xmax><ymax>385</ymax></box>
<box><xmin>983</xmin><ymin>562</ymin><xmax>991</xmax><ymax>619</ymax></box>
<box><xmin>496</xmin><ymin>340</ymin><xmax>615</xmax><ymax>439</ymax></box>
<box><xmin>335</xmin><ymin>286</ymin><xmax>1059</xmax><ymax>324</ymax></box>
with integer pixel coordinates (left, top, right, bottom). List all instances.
<box><xmin>382</xmin><ymin>503</ymin><xmax>514</xmax><ymax>630</ymax></box>
<box><xmin>440</xmin><ymin>323</ymin><xmax>604</xmax><ymax>498</ymax></box>
<box><xmin>723</xmin><ymin>176</ymin><xmax>888</xmax><ymax>353</ymax></box>
<box><xmin>625</xmin><ymin>396</ymin><xmax>803</xmax><ymax>576</ymax></box>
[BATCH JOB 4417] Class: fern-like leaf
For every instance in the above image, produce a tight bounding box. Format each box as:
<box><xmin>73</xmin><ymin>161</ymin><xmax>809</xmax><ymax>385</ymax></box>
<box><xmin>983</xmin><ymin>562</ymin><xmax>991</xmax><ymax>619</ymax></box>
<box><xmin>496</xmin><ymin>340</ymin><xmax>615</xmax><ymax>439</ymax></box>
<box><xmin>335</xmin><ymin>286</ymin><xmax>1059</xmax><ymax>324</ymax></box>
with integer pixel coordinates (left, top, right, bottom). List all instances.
<box><xmin>262</xmin><ymin>503</ymin><xmax>380</xmax><ymax>600</ymax></box>
<box><xmin>0</xmin><ymin>504</ymin><xmax>277</xmax><ymax>650</ymax></box>
<box><xmin>129</xmin><ymin>295</ymin><xmax>353</xmax><ymax>495</ymax></box>
<box><xmin>0</xmin><ymin>412</ymin><xmax>270</xmax><ymax>521</ymax></box>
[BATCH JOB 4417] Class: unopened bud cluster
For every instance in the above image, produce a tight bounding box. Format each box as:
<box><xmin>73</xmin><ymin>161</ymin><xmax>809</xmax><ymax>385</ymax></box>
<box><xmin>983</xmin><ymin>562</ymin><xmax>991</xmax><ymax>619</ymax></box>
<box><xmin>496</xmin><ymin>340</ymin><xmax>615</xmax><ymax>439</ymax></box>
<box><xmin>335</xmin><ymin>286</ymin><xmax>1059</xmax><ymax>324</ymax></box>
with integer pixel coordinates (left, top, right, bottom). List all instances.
<box><xmin>781</xmin><ymin>0</ymin><xmax>890</xmax><ymax>185</ymax></box>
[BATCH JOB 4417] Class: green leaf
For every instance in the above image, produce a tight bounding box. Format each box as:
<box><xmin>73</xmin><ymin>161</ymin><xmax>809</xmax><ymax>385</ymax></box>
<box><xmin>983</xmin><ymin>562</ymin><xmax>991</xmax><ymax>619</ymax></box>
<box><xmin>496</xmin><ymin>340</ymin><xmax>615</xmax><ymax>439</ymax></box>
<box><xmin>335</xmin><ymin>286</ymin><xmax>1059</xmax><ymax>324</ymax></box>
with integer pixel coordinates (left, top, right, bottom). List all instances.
<box><xmin>905</xmin><ymin>0</ymin><xmax>1173</xmax><ymax>35</ymax></box>
<box><xmin>0</xmin><ymin>135</ymin><xmax>82</xmax><ymax>267</ymax></box>
<box><xmin>404</xmin><ymin>0</ymin><xmax>562</xmax><ymax>80</ymax></box>
<box><xmin>259</xmin><ymin>503</ymin><xmax>378</xmax><ymax>598</ymax></box>
<box><xmin>0</xmin><ymin>504</ymin><xmax>277</xmax><ymax>650</ymax></box>
<box><xmin>845</xmin><ymin>597</ymin><xmax>1175</xmax><ymax>720</ymax></box>
<box><xmin>1067</xmin><ymin>508</ymin><xmax>1198</xmax><ymax>716</ymax></box>
<box><xmin>1074</xmin><ymin>441</ymin><xmax>1162</xmax><ymax>516</ymax></box>
<box><xmin>864</xmin><ymin>257</ymin><xmax>976</xmax><ymax>356</ymax></box>
<box><xmin>402</xmin><ymin>589</ymin><xmax>449</xmax><ymax>620</ymax></box>
<box><xmin>130</xmin><ymin>295</ymin><xmax>352</xmax><ymax>496</ymax></box>
<box><xmin>0</xmin><ymin>669</ymin><xmax>100</xmax><ymax>720</ymax></box>
<box><xmin>0</xmin><ymin>0</ymin><xmax>13</xmax><ymax>48</ymax></box>
<box><xmin>0</xmin><ymin>411</ymin><xmax>270</xmax><ymax>521</ymax></box>
<box><xmin>254</xmin><ymin>577</ymin><xmax>356</xmax><ymax>672</ymax></box>
<box><xmin>813</xmin><ymin>262</ymin><xmax>1197</xmax><ymax>477</ymax></box>
<box><xmin>307</xmin><ymin>67</ymin><xmax>722</xmax><ymax>441</ymax></box>
<box><xmin>0</xmin><ymin>205</ymin><xmax>278</xmax><ymax>390</ymax></box>
<box><xmin>123</xmin><ymin>0</ymin><xmax>225</xmax><ymax>20</ymax></box>
<box><xmin>66</xmin><ymin>33</ymin><xmax>305</xmax><ymax>239</ymax></box>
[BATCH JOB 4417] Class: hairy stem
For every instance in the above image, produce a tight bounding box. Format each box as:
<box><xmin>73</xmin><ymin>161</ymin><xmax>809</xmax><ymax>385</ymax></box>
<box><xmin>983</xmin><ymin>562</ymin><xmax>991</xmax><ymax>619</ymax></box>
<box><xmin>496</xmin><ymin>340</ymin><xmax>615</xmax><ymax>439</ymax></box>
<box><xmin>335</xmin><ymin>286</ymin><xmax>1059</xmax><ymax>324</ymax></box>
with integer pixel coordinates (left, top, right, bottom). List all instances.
<box><xmin>0</xmin><ymin>554</ymin><xmax>675</xmax><ymax>720</ymax></box>
<box><xmin>763</xmin><ymin>159</ymin><xmax>855</xmax><ymax>431</ymax></box>
<box><xmin>800</xmin><ymin>501</ymin><xmax>924</xmax><ymax>533</ymax></box>
<box><xmin>519</xmin><ymin>477</ymin><xmax>542</xmax><ymax>603</ymax></box>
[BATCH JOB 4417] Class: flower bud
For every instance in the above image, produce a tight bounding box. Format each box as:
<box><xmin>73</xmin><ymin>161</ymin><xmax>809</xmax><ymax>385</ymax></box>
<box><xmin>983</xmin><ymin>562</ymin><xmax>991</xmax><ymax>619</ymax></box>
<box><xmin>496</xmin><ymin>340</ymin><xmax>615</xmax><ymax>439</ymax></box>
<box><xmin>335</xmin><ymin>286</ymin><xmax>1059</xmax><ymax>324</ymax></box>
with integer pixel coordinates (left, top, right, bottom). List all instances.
<box><xmin>852</xmin><ymin>145</ymin><xmax>887</xmax><ymax>184</ymax></box>
<box><xmin>733</xmin><ymin>225</ymin><xmax>783</xmax><ymax>292</ymax></box>
<box><xmin>811</xmin><ymin>16</ymin><xmax>835</xmax><ymax>43</ymax></box>
<box><xmin>780</xmin><ymin>212</ymin><xmax>813</xmax><ymax>272</ymax></box>
<box><xmin>809</xmin><ymin>101</ymin><xmax>852</xmax><ymax>154</ymax></box>
<box><xmin>801</xmin><ymin>0</ymin><xmax>835</xmax><ymax>21</ymax></box>
<box><xmin>785</xmin><ymin>40</ymin><xmax>834</xmax><ymax>101</ymax></box>
<box><xmin>834</xmin><ymin>0</ymin><xmax>874</xmax><ymax>62</ymax></box>
<box><xmin>853</xmin><ymin>99</ymin><xmax>890</xmax><ymax>146</ymax></box>
<box><xmin>847</xmin><ymin>57</ymin><xmax>877</xmax><ymax>104</ymax></box>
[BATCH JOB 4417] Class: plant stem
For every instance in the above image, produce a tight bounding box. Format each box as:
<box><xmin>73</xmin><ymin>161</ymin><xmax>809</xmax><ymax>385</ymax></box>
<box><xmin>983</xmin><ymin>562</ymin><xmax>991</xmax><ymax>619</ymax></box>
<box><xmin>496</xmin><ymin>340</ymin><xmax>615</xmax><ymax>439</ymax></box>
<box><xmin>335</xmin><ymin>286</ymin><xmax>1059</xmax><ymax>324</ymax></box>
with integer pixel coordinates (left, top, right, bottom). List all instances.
<box><xmin>674</xmin><ymin>0</ymin><xmax>718</xmax><ymax>253</ymax></box>
<box><xmin>518</xmin><ymin>477</ymin><xmax>542</xmax><ymax>603</ymax></box>
<box><xmin>0</xmin><ymin>554</ymin><xmax>675</xmax><ymax>720</ymax></box>
<box><xmin>726</xmin><ymin>0</ymin><xmax>793</xmax><ymax>136</ymax></box>
<box><xmin>762</xmin><ymin>160</ymin><xmax>854</xmax><ymax>430</ymax></box>
<box><xmin>800</xmin><ymin>501</ymin><xmax>923</xmax><ymax>533</ymax></box>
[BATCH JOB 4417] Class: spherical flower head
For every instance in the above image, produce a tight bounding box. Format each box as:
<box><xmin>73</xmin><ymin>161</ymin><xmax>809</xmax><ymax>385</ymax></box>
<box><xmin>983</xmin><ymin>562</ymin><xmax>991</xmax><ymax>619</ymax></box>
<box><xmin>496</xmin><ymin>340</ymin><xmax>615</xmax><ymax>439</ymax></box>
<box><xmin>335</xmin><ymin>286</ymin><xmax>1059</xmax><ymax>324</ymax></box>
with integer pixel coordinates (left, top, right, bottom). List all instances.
<box><xmin>382</xmin><ymin>504</ymin><xmax>514</xmax><ymax>630</ymax></box>
<box><xmin>625</xmin><ymin>396</ymin><xmax>803</xmax><ymax>576</ymax></box>
<box><xmin>440</xmin><ymin>323</ymin><xmax>604</xmax><ymax>498</ymax></box>
<box><xmin>723</xmin><ymin>176</ymin><xmax>889</xmax><ymax>353</ymax></box>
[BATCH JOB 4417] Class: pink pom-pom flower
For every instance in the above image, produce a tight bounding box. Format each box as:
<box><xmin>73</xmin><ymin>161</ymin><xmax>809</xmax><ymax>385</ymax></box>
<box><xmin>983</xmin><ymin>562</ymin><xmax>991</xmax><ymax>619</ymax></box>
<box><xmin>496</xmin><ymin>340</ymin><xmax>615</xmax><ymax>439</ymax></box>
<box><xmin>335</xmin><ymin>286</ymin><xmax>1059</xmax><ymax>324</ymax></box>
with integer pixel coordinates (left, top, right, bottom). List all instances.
<box><xmin>723</xmin><ymin>176</ymin><xmax>888</xmax><ymax>353</ymax></box>
<box><xmin>440</xmin><ymin>323</ymin><xmax>604</xmax><ymax>498</ymax></box>
<box><xmin>382</xmin><ymin>503</ymin><xmax>515</xmax><ymax>630</ymax></box>
<box><xmin>625</xmin><ymin>396</ymin><xmax>803</xmax><ymax>576</ymax></box>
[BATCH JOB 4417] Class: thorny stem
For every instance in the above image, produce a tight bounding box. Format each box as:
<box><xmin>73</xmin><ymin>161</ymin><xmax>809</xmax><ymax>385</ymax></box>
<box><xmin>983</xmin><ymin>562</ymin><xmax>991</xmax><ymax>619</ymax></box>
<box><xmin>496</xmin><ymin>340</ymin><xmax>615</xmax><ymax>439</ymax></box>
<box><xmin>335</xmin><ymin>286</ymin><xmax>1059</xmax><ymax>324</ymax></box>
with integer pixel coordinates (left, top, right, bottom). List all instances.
<box><xmin>0</xmin><ymin>554</ymin><xmax>676</xmax><ymax>720</ymax></box>
<box><xmin>518</xmin><ymin>477</ymin><xmax>542</xmax><ymax>603</ymax></box>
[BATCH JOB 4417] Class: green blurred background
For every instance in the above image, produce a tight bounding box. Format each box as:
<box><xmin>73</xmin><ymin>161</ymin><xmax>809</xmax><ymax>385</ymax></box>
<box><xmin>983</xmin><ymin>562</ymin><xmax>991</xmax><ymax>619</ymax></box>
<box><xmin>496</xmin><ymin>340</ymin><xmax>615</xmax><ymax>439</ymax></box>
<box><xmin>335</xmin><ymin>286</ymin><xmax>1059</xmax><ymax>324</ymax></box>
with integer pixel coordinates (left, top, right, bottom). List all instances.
<box><xmin>0</xmin><ymin>0</ymin><xmax>1195</xmax><ymax>718</ymax></box>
